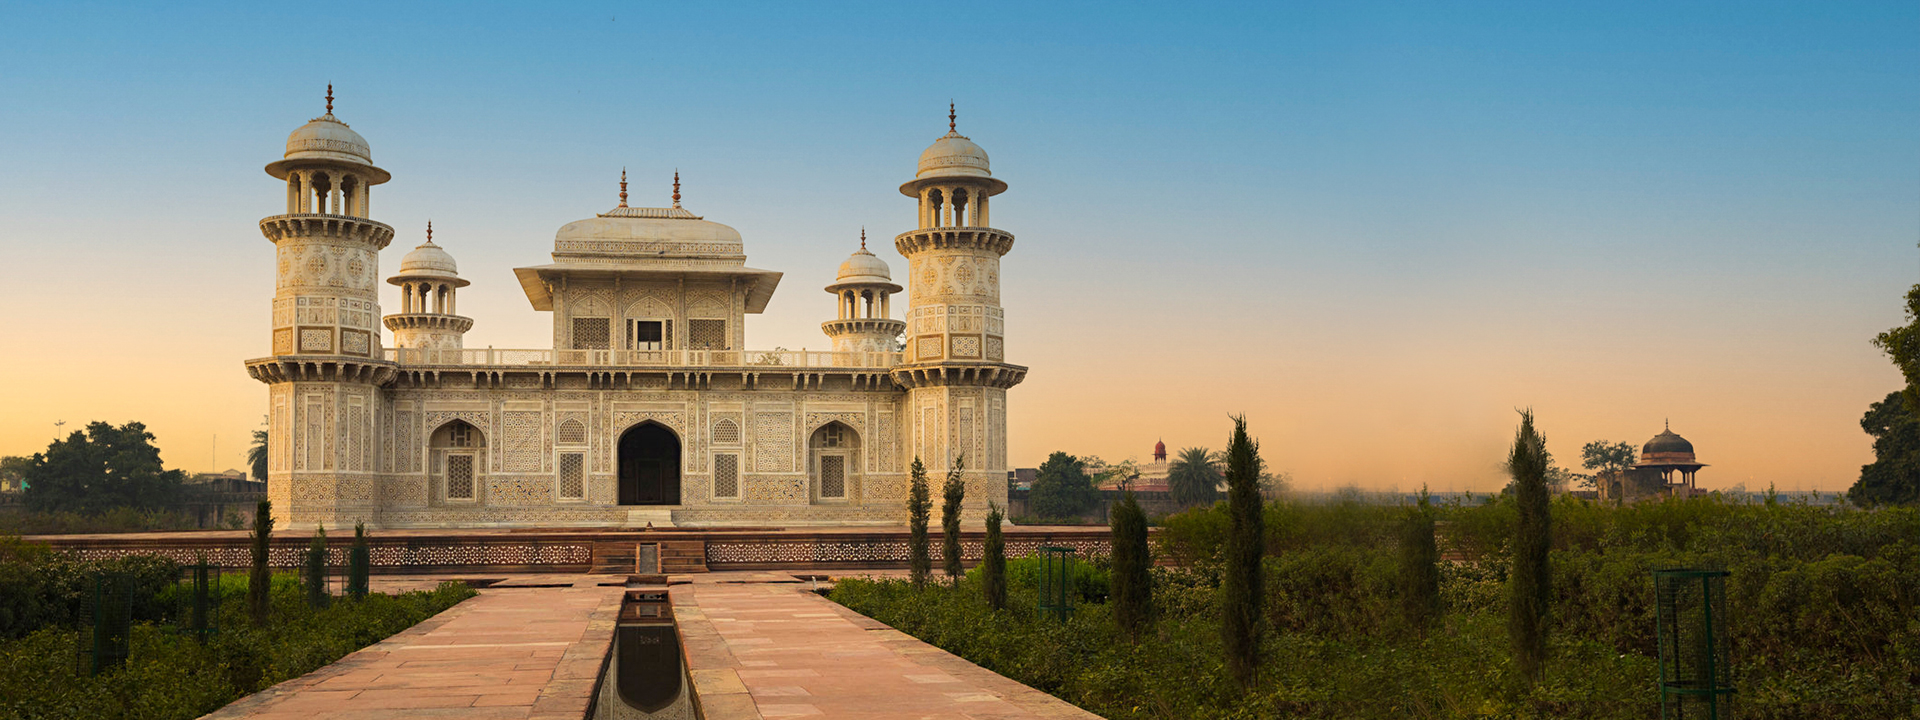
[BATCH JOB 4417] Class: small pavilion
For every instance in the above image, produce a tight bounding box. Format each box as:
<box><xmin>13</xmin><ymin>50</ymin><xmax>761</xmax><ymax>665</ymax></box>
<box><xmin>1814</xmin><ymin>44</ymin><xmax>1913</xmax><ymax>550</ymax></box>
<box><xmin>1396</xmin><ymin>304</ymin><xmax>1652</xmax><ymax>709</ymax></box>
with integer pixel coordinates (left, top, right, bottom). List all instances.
<box><xmin>1631</xmin><ymin>421</ymin><xmax>1707</xmax><ymax>498</ymax></box>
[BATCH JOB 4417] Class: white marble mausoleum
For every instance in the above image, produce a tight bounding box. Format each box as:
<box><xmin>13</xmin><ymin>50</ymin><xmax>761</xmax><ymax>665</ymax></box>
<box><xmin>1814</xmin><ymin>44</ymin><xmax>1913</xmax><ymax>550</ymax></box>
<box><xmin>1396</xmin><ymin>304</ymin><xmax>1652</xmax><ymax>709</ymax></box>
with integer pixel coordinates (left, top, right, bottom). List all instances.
<box><xmin>245</xmin><ymin>94</ymin><xmax>1024</xmax><ymax>529</ymax></box>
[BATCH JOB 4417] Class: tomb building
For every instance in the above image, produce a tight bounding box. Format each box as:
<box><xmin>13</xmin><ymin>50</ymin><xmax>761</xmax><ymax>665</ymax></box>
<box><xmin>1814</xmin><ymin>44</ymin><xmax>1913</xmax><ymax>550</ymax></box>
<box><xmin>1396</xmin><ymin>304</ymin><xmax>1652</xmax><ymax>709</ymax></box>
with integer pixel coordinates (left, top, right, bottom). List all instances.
<box><xmin>245</xmin><ymin>93</ymin><xmax>1024</xmax><ymax>528</ymax></box>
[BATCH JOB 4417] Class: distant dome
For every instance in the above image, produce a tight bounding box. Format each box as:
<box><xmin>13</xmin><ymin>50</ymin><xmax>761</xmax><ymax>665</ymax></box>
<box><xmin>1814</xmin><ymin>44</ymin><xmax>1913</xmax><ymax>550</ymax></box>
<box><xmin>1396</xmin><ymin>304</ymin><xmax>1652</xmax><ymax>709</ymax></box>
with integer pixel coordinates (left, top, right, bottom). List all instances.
<box><xmin>399</xmin><ymin>241</ymin><xmax>458</xmax><ymax>277</ymax></box>
<box><xmin>837</xmin><ymin>248</ymin><xmax>892</xmax><ymax>285</ymax></box>
<box><xmin>917</xmin><ymin>132</ymin><xmax>992</xmax><ymax>180</ymax></box>
<box><xmin>1154</xmin><ymin>440</ymin><xmax>1166</xmax><ymax>456</ymax></box>
<box><xmin>1643</xmin><ymin>428</ymin><xmax>1695</xmax><ymax>457</ymax></box>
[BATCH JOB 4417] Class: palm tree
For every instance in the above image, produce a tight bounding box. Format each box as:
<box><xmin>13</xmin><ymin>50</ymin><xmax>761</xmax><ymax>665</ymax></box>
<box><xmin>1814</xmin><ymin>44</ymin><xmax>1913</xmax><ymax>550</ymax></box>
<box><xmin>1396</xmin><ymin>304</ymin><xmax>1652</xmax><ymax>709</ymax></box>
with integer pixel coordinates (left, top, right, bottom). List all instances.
<box><xmin>1167</xmin><ymin>447</ymin><xmax>1223</xmax><ymax>508</ymax></box>
<box><xmin>246</xmin><ymin>429</ymin><xmax>269</xmax><ymax>481</ymax></box>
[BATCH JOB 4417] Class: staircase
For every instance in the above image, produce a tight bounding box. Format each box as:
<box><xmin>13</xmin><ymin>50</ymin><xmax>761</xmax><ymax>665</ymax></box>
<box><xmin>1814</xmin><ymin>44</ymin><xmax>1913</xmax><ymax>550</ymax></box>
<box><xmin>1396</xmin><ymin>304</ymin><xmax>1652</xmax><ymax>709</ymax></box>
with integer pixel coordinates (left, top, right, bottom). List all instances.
<box><xmin>624</xmin><ymin>508</ymin><xmax>675</xmax><ymax>528</ymax></box>
<box><xmin>588</xmin><ymin>539</ymin><xmax>707</xmax><ymax>574</ymax></box>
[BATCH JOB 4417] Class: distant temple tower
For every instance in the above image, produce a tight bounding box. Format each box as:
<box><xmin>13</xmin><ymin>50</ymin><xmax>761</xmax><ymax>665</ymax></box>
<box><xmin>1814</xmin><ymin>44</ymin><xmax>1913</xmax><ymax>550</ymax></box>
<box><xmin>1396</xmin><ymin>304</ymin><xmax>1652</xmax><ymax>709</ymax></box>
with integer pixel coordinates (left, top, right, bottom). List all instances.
<box><xmin>892</xmin><ymin>105</ymin><xmax>1025</xmax><ymax>516</ymax></box>
<box><xmin>821</xmin><ymin>230</ymin><xmax>905</xmax><ymax>356</ymax></box>
<box><xmin>248</xmin><ymin>87</ymin><xmax>396</xmax><ymax>528</ymax></box>
<box><xmin>384</xmin><ymin>224</ymin><xmax>473</xmax><ymax>351</ymax></box>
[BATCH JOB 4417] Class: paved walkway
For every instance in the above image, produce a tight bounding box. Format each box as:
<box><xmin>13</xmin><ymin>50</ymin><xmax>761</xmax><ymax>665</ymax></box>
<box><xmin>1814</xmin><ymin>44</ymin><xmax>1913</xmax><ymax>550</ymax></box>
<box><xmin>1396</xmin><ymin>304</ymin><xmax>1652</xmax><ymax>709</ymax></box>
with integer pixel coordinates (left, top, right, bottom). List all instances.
<box><xmin>202</xmin><ymin>577</ymin><xmax>623</xmax><ymax>720</ymax></box>
<box><xmin>676</xmin><ymin>574</ymin><xmax>1101</xmax><ymax>720</ymax></box>
<box><xmin>200</xmin><ymin>572</ymin><xmax>1098</xmax><ymax>719</ymax></box>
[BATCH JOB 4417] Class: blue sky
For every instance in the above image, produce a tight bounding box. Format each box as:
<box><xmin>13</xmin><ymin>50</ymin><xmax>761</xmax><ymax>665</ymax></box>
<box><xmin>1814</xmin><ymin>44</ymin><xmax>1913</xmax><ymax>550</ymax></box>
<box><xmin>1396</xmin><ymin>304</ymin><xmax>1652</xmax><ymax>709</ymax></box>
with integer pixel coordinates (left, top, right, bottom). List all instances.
<box><xmin>1</xmin><ymin>1</ymin><xmax>1915</xmax><ymax>490</ymax></box>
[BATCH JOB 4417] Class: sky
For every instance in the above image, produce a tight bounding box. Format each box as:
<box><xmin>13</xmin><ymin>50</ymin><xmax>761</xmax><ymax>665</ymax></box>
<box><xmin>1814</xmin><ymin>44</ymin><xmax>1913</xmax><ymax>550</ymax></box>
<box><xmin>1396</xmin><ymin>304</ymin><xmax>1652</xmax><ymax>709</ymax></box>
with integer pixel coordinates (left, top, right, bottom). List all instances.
<box><xmin>0</xmin><ymin>1</ymin><xmax>1915</xmax><ymax>493</ymax></box>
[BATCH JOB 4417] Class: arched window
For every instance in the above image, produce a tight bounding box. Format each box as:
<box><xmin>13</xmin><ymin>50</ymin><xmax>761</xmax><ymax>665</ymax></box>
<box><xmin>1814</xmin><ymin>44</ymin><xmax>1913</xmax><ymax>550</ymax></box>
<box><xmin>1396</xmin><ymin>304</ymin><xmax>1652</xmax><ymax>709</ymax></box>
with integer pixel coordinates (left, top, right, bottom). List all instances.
<box><xmin>430</xmin><ymin>420</ymin><xmax>485</xmax><ymax>501</ymax></box>
<box><xmin>808</xmin><ymin>422</ymin><xmax>859</xmax><ymax>502</ymax></box>
<box><xmin>711</xmin><ymin>418</ymin><xmax>740</xmax><ymax>446</ymax></box>
<box><xmin>556</xmin><ymin>418</ymin><xmax>587</xmax><ymax>446</ymax></box>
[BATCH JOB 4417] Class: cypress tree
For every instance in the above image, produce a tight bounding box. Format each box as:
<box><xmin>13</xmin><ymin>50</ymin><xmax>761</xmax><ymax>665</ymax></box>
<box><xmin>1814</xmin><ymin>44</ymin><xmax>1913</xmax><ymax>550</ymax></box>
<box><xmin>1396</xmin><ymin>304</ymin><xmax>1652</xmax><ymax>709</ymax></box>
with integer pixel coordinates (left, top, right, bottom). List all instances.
<box><xmin>304</xmin><ymin>526</ymin><xmax>330</xmax><ymax>609</ymax></box>
<box><xmin>983</xmin><ymin>502</ymin><xmax>1007</xmax><ymax>610</ymax></box>
<box><xmin>348</xmin><ymin>521</ymin><xmax>371</xmax><ymax>600</ymax></box>
<box><xmin>1399</xmin><ymin>486</ymin><xmax>1441</xmax><ymax>631</ymax></box>
<box><xmin>248</xmin><ymin>499</ymin><xmax>273</xmax><ymax>625</ymax></box>
<box><xmin>941</xmin><ymin>456</ymin><xmax>967</xmax><ymax>582</ymax></box>
<box><xmin>1507</xmin><ymin>409</ymin><xmax>1552</xmax><ymax>685</ymax></box>
<box><xmin>1110</xmin><ymin>489</ymin><xmax>1152</xmax><ymax>641</ymax></box>
<box><xmin>908</xmin><ymin>457</ymin><xmax>932</xmax><ymax>588</ymax></box>
<box><xmin>1221</xmin><ymin>414</ymin><xmax>1265</xmax><ymax>688</ymax></box>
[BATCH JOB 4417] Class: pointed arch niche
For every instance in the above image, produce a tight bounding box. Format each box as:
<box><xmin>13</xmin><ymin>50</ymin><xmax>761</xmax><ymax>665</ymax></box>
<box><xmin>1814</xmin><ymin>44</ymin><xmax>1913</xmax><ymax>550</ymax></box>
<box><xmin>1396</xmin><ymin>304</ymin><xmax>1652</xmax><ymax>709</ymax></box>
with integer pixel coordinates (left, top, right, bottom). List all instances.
<box><xmin>429</xmin><ymin>420</ymin><xmax>486</xmax><ymax>503</ymax></box>
<box><xmin>808</xmin><ymin>421</ymin><xmax>860</xmax><ymax>504</ymax></box>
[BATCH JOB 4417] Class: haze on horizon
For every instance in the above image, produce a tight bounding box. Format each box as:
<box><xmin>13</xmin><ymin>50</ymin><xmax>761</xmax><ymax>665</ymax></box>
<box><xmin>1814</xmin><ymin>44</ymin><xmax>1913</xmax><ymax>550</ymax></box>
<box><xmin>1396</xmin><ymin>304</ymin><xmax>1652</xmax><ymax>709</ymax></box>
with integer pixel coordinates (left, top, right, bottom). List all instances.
<box><xmin>0</xmin><ymin>1</ymin><xmax>1914</xmax><ymax>494</ymax></box>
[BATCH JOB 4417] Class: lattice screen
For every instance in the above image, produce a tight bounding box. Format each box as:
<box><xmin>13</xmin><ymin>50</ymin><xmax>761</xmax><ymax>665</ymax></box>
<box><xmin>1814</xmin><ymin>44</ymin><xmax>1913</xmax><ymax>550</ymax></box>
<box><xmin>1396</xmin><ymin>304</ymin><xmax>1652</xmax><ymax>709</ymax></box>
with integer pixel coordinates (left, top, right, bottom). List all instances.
<box><xmin>712</xmin><ymin>419</ymin><xmax>741</xmax><ymax>445</ymax></box>
<box><xmin>689</xmin><ymin>319</ymin><xmax>728</xmax><ymax>350</ymax></box>
<box><xmin>556</xmin><ymin>419</ymin><xmax>587</xmax><ymax>445</ymax></box>
<box><xmin>572</xmin><ymin>317</ymin><xmax>610</xmax><ymax>349</ymax></box>
<box><xmin>558</xmin><ymin>453</ymin><xmax>584</xmax><ymax>499</ymax></box>
<box><xmin>447</xmin><ymin>455</ymin><xmax>474</xmax><ymax>500</ymax></box>
<box><xmin>820</xmin><ymin>455</ymin><xmax>845</xmax><ymax>498</ymax></box>
<box><xmin>713</xmin><ymin>453</ymin><xmax>739</xmax><ymax>498</ymax></box>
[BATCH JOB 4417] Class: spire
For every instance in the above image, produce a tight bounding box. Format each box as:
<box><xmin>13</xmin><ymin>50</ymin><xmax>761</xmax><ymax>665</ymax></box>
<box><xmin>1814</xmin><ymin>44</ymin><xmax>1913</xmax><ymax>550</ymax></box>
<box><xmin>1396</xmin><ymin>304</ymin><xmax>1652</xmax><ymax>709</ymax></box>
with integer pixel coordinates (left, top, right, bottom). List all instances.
<box><xmin>949</xmin><ymin>101</ymin><xmax>956</xmax><ymax>133</ymax></box>
<box><xmin>426</xmin><ymin>220</ymin><xmax>433</xmax><ymax>244</ymax></box>
<box><xmin>860</xmin><ymin>227</ymin><xmax>867</xmax><ymax>251</ymax></box>
<box><xmin>618</xmin><ymin>168</ymin><xmax>628</xmax><ymax>207</ymax></box>
<box><xmin>672</xmin><ymin>170</ymin><xmax>682</xmax><ymax>208</ymax></box>
<box><xmin>325</xmin><ymin>84</ymin><xmax>334</xmax><ymax>115</ymax></box>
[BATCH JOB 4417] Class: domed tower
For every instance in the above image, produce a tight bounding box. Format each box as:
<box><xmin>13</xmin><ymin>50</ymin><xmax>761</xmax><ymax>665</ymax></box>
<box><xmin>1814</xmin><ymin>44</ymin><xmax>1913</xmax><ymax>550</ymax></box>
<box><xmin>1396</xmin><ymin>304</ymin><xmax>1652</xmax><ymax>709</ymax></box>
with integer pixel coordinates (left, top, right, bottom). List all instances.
<box><xmin>1631</xmin><ymin>420</ymin><xmax>1706</xmax><ymax>498</ymax></box>
<box><xmin>891</xmin><ymin>105</ymin><xmax>1026</xmax><ymax>519</ymax></box>
<box><xmin>245</xmin><ymin>86</ymin><xmax>396</xmax><ymax>529</ymax></box>
<box><xmin>821</xmin><ymin>230</ymin><xmax>905</xmax><ymax>356</ymax></box>
<box><xmin>384</xmin><ymin>223</ymin><xmax>473</xmax><ymax>352</ymax></box>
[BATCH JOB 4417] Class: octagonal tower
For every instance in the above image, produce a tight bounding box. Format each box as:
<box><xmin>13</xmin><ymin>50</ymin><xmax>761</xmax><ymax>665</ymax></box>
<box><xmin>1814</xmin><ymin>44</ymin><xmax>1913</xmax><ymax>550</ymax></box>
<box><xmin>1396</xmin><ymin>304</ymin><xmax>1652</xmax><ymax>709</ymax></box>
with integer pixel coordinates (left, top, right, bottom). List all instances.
<box><xmin>892</xmin><ymin>105</ymin><xmax>1026</xmax><ymax>519</ymax></box>
<box><xmin>246</xmin><ymin>86</ymin><xmax>396</xmax><ymax>529</ymax></box>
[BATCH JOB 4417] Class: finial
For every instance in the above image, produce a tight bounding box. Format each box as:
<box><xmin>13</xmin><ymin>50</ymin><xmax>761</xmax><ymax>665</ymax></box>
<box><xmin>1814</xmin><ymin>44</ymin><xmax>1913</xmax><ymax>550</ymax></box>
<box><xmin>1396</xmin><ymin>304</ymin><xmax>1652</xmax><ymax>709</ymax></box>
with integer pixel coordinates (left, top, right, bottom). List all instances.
<box><xmin>860</xmin><ymin>227</ymin><xmax>867</xmax><ymax>251</ymax></box>
<box><xmin>618</xmin><ymin>168</ymin><xmax>628</xmax><ymax>207</ymax></box>
<box><xmin>672</xmin><ymin>170</ymin><xmax>681</xmax><ymax>208</ymax></box>
<box><xmin>1665</xmin><ymin>418</ymin><xmax>1670</xmax><ymax>431</ymax></box>
<box><xmin>325</xmin><ymin>84</ymin><xmax>334</xmax><ymax>115</ymax></box>
<box><xmin>949</xmin><ymin>101</ymin><xmax>956</xmax><ymax>132</ymax></box>
<box><xmin>426</xmin><ymin>220</ymin><xmax>433</xmax><ymax>243</ymax></box>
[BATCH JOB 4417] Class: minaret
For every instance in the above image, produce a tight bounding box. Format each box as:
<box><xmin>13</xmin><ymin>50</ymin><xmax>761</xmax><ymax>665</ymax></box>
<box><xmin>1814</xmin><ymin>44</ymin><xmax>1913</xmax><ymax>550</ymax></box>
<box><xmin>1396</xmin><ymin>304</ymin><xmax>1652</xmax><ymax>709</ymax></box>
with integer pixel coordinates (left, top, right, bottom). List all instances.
<box><xmin>891</xmin><ymin>104</ymin><xmax>1026</xmax><ymax>518</ymax></box>
<box><xmin>821</xmin><ymin>229</ymin><xmax>905</xmax><ymax>358</ymax></box>
<box><xmin>246</xmin><ymin>86</ymin><xmax>396</xmax><ymax>529</ymax></box>
<box><xmin>384</xmin><ymin>222</ymin><xmax>473</xmax><ymax>353</ymax></box>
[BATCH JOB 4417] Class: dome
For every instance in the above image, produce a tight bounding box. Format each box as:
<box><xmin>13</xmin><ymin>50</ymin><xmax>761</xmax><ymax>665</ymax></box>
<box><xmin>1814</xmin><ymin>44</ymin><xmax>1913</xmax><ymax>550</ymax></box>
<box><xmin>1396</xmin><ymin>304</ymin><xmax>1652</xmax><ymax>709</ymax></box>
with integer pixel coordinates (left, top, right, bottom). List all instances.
<box><xmin>555</xmin><ymin>208</ymin><xmax>744</xmax><ymax>250</ymax></box>
<box><xmin>837</xmin><ymin>248</ymin><xmax>892</xmax><ymax>284</ymax></box>
<box><xmin>263</xmin><ymin>106</ymin><xmax>390</xmax><ymax>184</ymax></box>
<box><xmin>1644</xmin><ymin>430</ymin><xmax>1693</xmax><ymax>455</ymax></box>
<box><xmin>284</xmin><ymin>114</ymin><xmax>371</xmax><ymax>166</ymax></box>
<box><xmin>916</xmin><ymin>132</ymin><xmax>992</xmax><ymax>180</ymax></box>
<box><xmin>399</xmin><ymin>240</ymin><xmax>458</xmax><ymax>277</ymax></box>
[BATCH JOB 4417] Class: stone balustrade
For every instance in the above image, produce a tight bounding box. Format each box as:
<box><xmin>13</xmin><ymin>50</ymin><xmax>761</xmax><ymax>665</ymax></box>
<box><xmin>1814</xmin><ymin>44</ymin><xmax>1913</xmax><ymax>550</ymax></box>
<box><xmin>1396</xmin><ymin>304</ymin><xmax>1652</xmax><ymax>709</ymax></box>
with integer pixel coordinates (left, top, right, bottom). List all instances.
<box><xmin>381</xmin><ymin>347</ymin><xmax>904</xmax><ymax>369</ymax></box>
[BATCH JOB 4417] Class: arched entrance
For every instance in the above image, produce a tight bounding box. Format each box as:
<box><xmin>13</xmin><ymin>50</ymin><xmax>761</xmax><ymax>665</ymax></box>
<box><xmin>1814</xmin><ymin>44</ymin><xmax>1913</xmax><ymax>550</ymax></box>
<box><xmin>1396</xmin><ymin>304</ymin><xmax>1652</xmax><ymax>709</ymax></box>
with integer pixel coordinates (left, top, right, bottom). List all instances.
<box><xmin>617</xmin><ymin>422</ymin><xmax>680</xmax><ymax>505</ymax></box>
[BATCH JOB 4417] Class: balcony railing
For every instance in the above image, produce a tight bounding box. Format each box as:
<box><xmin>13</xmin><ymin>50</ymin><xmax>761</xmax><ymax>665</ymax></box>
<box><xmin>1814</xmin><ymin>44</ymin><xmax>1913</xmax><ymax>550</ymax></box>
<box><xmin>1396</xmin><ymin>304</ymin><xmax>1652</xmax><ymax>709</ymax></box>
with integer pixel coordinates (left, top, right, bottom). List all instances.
<box><xmin>383</xmin><ymin>347</ymin><xmax>903</xmax><ymax>369</ymax></box>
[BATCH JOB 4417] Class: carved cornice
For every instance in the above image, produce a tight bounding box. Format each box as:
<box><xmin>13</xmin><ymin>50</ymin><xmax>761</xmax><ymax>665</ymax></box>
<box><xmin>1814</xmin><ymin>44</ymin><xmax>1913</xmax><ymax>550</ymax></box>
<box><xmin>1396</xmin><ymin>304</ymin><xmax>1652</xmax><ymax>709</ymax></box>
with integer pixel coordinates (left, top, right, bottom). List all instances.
<box><xmin>893</xmin><ymin>227</ymin><xmax>1014</xmax><ymax>257</ymax></box>
<box><xmin>259</xmin><ymin>214</ymin><xmax>396</xmax><ymax>250</ymax></box>
<box><xmin>382</xmin><ymin>313</ymin><xmax>474</xmax><ymax>333</ymax></box>
<box><xmin>244</xmin><ymin>356</ymin><xmax>397</xmax><ymax>385</ymax></box>
<box><xmin>889</xmin><ymin>362</ymin><xmax>1027</xmax><ymax>389</ymax></box>
<box><xmin>820</xmin><ymin>318</ymin><xmax>905</xmax><ymax>338</ymax></box>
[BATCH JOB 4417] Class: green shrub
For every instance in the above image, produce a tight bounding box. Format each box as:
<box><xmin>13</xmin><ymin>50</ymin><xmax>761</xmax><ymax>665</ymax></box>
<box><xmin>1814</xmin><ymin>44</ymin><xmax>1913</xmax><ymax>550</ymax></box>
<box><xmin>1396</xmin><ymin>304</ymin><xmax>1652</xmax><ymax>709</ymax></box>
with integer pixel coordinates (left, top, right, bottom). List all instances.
<box><xmin>846</xmin><ymin>494</ymin><xmax>1920</xmax><ymax>718</ymax></box>
<box><xmin>0</xmin><ymin>575</ymin><xmax>473</xmax><ymax>720</ymax></box>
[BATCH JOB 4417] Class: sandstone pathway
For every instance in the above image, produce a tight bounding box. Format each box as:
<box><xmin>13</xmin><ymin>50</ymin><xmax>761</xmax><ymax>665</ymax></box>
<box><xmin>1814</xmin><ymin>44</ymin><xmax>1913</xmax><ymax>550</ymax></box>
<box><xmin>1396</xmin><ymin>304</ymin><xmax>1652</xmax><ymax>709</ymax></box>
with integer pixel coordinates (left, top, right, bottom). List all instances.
<box><xmin>202</xmin><ymin>577</ymin><xmax>622</xmax><ymax>720</ymax></box>
<box><xmin>677</xmin><ymin>574</ymin><xmax>1101</xmax><ymax>720</ymax></box>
